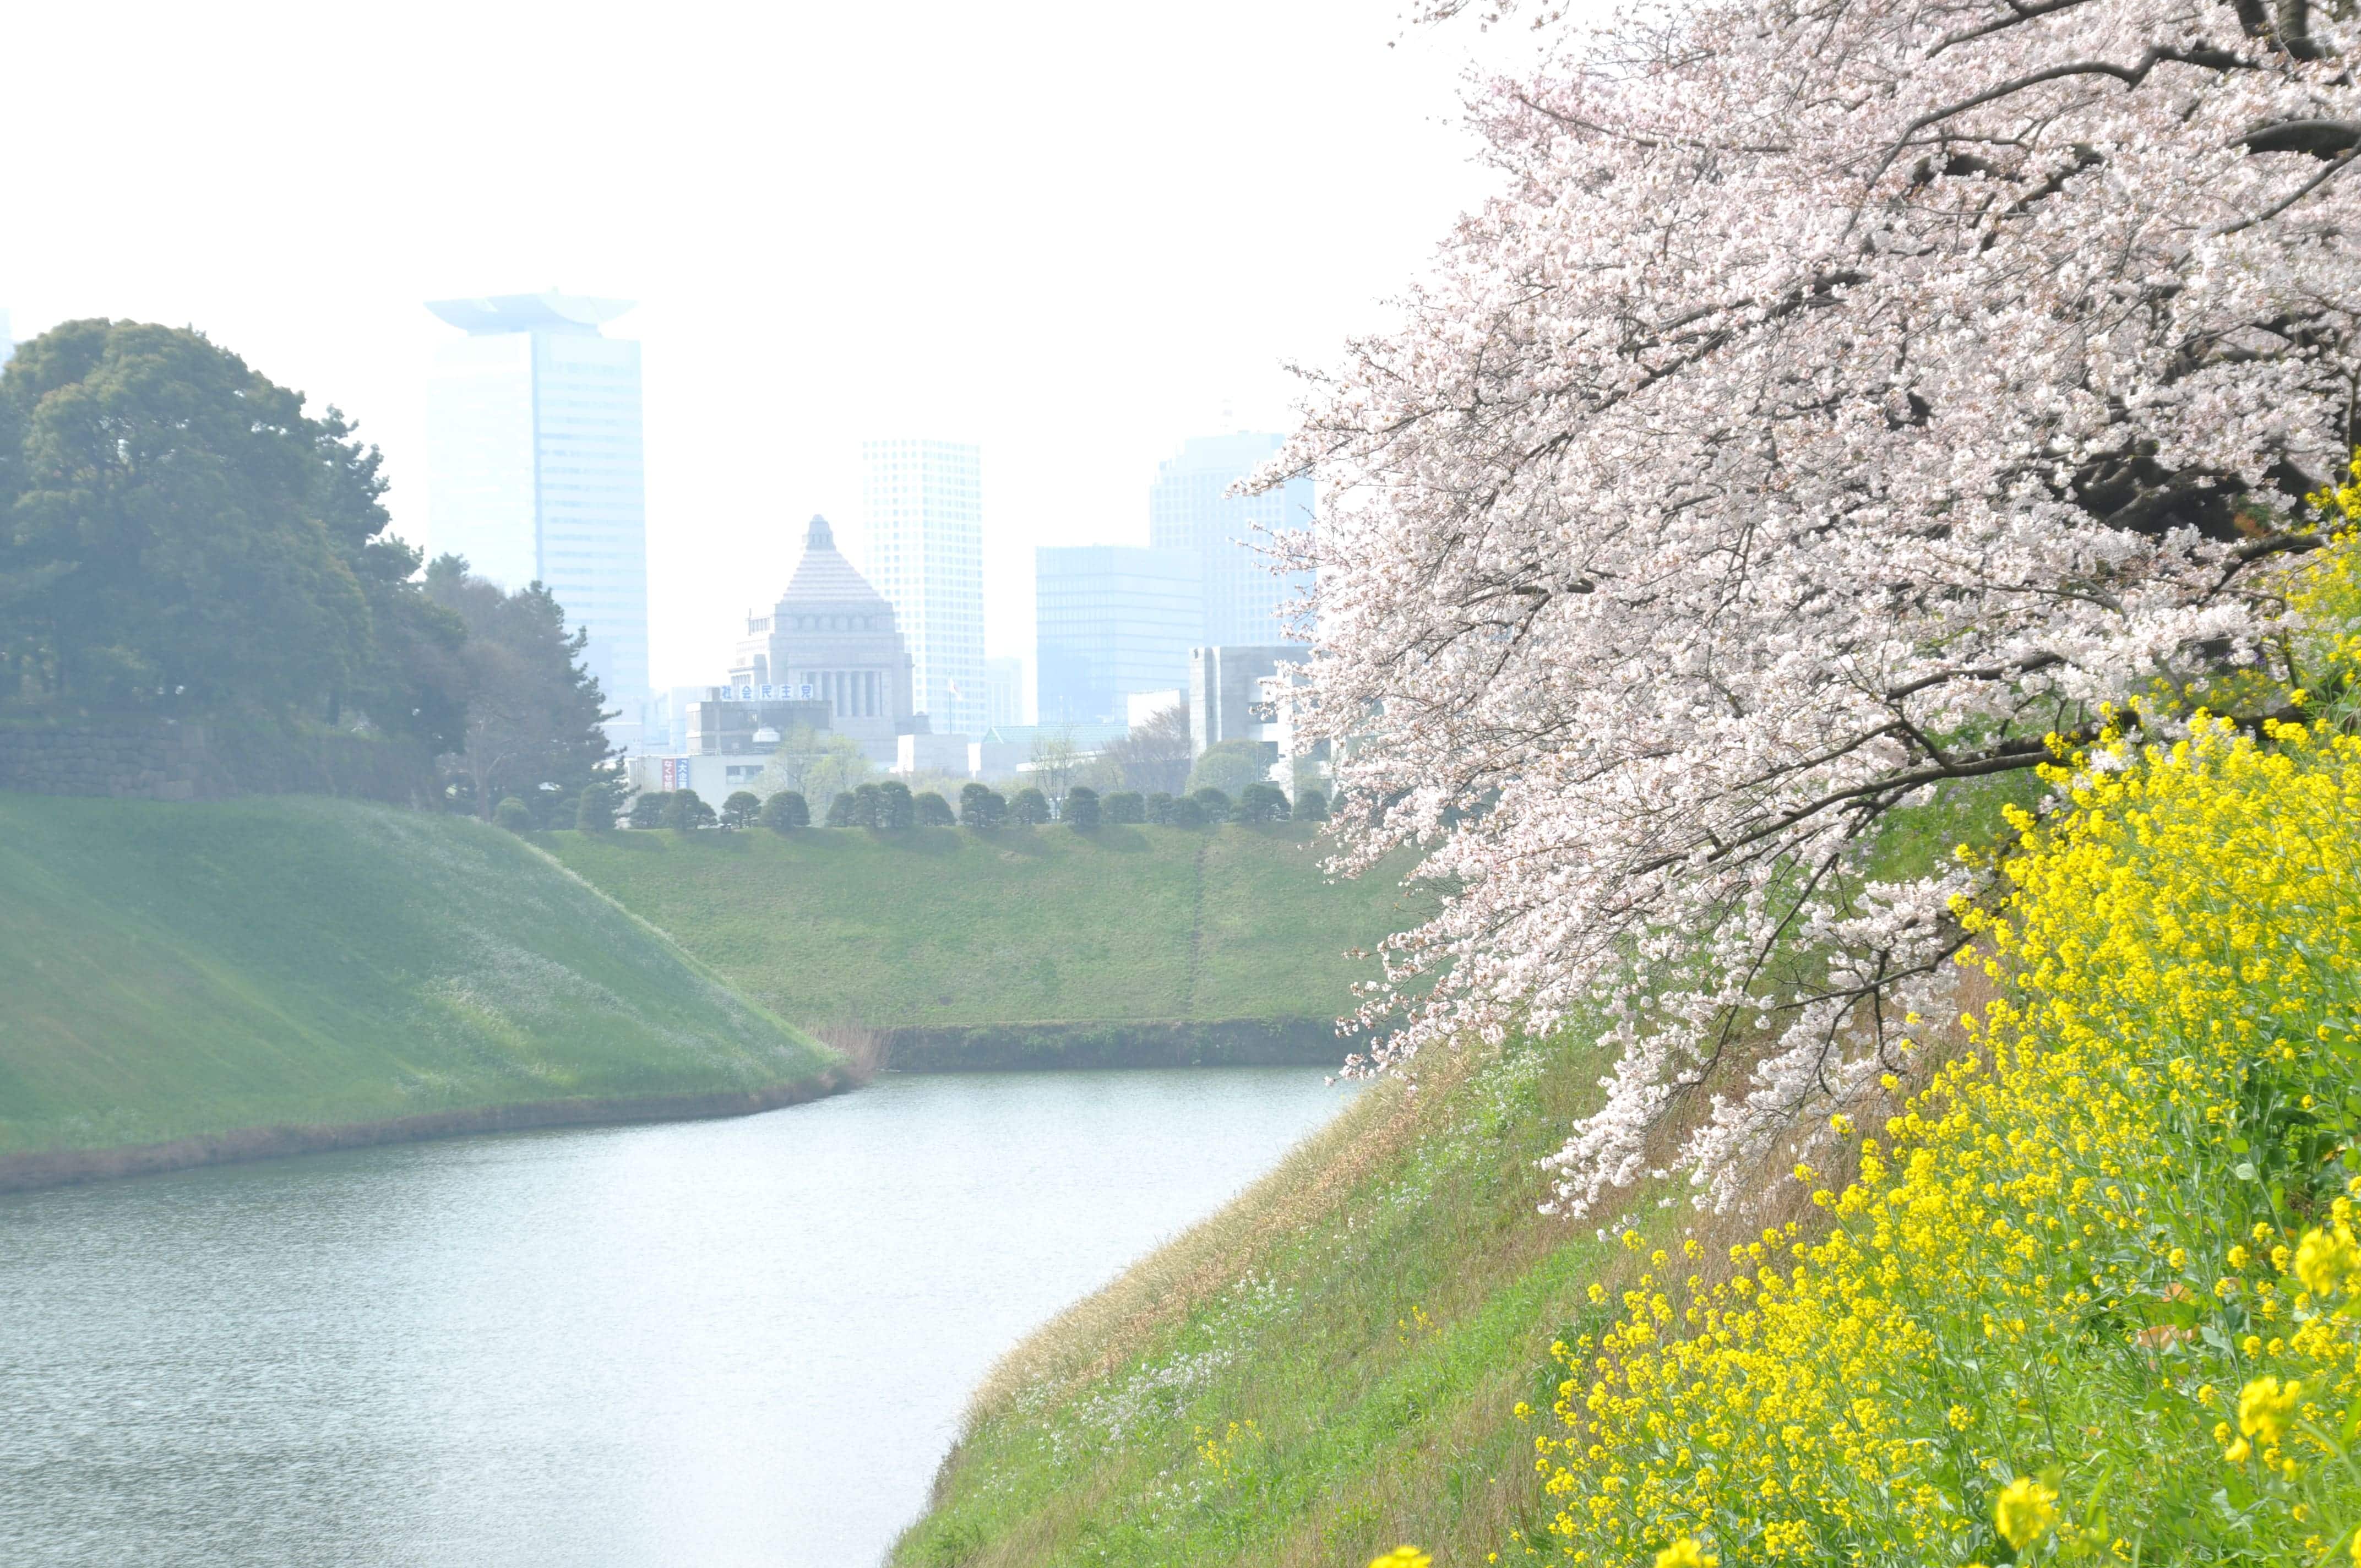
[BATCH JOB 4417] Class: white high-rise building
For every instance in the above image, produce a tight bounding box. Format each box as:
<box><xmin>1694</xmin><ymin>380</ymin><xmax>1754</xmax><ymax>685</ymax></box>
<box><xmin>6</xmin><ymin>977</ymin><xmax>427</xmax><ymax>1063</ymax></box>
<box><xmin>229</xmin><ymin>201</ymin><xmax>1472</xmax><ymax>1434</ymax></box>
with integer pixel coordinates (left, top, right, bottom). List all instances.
<box><xmin>1148</xmin><ymin>432</ymin><xmax>1315</xmax><ymax>646</ymax></box>
<box><xmin>860</xmin><ymin>438</ymin><xmax>984</xmax><ymax>736</ymax></box>
<box><xmin>981</xmin><ymin>655</ymin><xmax>1027</xmax><ymax>730</ymax></box>
<box><xmin>425</xmin><ymin>292</ymin><xmax>649</xmax><ymax>742</ymax></box>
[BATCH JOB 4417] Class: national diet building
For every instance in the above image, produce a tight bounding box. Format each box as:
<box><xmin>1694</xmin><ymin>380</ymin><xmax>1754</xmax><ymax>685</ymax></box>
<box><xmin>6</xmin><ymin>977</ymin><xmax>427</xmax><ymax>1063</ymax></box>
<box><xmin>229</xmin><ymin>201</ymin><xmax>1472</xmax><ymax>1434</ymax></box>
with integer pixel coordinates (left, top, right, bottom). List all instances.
<box><xmin>728</xmin><ymin>515</ymin><xmax>917</xmax><ymax>764</ymax></box>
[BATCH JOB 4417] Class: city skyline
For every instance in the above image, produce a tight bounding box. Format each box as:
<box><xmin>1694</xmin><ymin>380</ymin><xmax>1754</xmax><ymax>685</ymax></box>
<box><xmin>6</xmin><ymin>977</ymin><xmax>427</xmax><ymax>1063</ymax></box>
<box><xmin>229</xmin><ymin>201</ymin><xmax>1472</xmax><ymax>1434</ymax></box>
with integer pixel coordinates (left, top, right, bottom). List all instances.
<box><xmin>0</xmin><ymin>4</ymin><xmax>1537</xmax><ymax>696</ymax></box>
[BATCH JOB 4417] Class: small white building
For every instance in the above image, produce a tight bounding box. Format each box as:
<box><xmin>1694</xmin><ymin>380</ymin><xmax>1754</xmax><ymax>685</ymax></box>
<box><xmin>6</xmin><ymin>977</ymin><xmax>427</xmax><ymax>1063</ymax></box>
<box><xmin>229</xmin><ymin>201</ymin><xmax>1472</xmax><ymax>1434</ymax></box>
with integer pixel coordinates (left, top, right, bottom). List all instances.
<box><xmin>896</xmin><ymin>732</ymin><xmax>973</xmax><ymax>777</ymax></box>
<box><xmin>1188</xmin><ymin>645</ymin><xmax>1310</xmax><ymax>759</ymax></box>
<box><xmin>624</xmin><ymin>752</ymin><xmax>769</xmax><ymax>803</ymax></box>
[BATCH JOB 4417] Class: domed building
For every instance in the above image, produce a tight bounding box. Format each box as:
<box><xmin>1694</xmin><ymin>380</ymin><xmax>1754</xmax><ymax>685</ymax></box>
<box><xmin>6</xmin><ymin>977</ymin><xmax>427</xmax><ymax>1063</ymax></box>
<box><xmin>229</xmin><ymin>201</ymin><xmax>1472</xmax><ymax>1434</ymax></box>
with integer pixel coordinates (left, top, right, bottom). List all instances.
<box><xmin>728</xmin><ymin>515</ymin><xmax>917</xmax><ymax>763</ymax></box>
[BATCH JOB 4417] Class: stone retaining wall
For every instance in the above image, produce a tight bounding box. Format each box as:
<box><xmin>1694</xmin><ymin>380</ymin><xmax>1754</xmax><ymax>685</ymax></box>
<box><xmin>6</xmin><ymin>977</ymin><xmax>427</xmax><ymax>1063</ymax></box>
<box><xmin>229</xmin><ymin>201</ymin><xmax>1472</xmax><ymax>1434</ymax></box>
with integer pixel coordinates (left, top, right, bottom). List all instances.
<box><xmin>880</xmin><ymin>1016</ymin><xmax>1351</xmax><ymax>1071</ymax></box>
<box><xmin>0</xmin><ymin>720</ymin><xmax>433</xmax><ymax>805</ymax></box>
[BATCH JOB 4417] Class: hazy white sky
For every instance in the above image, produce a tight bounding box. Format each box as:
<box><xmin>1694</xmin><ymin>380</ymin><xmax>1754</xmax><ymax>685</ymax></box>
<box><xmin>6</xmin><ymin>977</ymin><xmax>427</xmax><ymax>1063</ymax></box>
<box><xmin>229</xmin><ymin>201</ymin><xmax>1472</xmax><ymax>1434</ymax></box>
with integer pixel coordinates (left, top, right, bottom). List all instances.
<box><xmin>3</xmin><ymin>2</ymin><xmax>1540</xmax><ymax>688</ymax></box>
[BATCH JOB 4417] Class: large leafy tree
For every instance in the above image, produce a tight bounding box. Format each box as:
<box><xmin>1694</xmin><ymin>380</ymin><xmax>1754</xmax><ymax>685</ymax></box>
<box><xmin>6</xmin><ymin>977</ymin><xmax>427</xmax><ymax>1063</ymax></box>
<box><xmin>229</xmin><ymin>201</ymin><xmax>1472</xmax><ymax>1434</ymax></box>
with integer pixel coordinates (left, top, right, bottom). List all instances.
<box><xmin>0</xmin><ymin>322</ymin><xmax>430</xmax><ymax>726</ymax></box>
<box><xmin>423</xmin><ymin>556</ymin><xmax>613</xmax><ymax>819</ymax></box>
<box><xmin>1282</xmin><ymin>0</ymin><xmax>2361</xmax><ymax>1213</ymax></box>
<box><xmin>0</xmin><ymin>320</ymin><xmax>465</xmax><ymax>755</ymax></box>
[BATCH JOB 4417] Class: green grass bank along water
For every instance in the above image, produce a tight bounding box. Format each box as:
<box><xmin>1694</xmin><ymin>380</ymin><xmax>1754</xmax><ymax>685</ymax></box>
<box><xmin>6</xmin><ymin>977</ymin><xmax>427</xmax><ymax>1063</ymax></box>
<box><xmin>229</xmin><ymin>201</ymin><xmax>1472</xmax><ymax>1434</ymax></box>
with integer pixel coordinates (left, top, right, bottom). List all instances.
<box><xmin>0</xmin><ymin>796</ymin><xmax>837</xmax><ymax>1184</ymax></box>
<box><xmin>891</xmin><ymin>1027</ymin><xmax>1633</xmax><ymax>1568</ymax></box>
<box><xmin>547</xmin><ymin>820</ymin><xmax>1432</xmax><ymax>1067</ymax></box>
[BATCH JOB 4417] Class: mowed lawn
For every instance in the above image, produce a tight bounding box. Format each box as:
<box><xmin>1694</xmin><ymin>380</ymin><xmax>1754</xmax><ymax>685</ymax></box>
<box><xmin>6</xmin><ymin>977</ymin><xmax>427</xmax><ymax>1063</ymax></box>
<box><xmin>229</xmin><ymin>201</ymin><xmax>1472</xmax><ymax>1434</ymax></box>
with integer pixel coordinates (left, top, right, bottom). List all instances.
<box><xmin>0</xmin><ymin>796</ymin><xmax>833</xmax><ymax>1155</ymax></box>
<box><xmin>547</xmin><ymin>821</ymin><xmax>1432</xmax><ymax>1030</ymax></box>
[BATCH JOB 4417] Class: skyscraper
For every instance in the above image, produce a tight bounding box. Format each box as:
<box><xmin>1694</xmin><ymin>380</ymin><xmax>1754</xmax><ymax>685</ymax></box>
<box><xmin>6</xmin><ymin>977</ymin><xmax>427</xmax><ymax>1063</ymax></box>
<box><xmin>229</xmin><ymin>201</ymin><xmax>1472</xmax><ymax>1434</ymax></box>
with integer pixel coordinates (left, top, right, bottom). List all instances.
<box><xmin>1035</xmin><ymin>546</ymin><xmax>1202</xmax><ymax>725</ymax></box>
<box><xmin>1147</xmin><ymin>432</ymin><xmax>1315</xmax><ymax>646</ymax></box>
<box><xmin>861</xmin><ymin>438</ymin><xmax>984</xmax><ymax>736</ymax></box>
<box><xmin>425</xmin><ymin>292</ymin><xmax>649</xmax><ymax>737</ymax></box>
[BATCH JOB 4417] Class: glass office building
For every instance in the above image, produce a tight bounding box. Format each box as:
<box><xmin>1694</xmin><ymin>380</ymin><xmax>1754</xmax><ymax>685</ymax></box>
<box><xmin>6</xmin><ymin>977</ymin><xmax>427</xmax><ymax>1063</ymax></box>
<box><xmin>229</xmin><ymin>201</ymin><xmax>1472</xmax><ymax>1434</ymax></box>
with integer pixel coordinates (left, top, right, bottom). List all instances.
<box><xmin>1146</xmin><ymin>432</ymin><xmax>1314</xmax><ymax>646</ymax></box>
<box><xmin>860</xmin><ymin>438</ymin><xmax>984</xmax><ymax>736</ymax></box>
<box><xmin>425</xmin><ymin>293</ymin><xmax>650</xmax><ymax>739</ymax></box>
<box><xmin>1034</xmin><ymin>546</ymin><xmax>1203</xmax><ymax>725</ymax></box>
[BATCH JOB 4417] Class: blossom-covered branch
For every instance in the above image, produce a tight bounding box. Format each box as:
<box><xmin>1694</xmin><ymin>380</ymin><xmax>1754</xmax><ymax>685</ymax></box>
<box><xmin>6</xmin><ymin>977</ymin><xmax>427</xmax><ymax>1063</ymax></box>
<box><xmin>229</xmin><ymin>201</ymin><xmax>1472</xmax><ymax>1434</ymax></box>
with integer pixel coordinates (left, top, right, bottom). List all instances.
<box><xmin>1274</xmin><ymin>0</ymin><xmax>2360</xmax><ymax>1214</ymax></box>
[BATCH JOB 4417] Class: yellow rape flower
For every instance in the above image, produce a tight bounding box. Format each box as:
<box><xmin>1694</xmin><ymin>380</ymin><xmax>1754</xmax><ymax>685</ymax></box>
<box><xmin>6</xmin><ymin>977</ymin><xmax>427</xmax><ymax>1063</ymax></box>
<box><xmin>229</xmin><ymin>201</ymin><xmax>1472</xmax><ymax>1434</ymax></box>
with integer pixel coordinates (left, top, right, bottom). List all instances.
<box><xmin>2238</xmin><ymin>1376</ymin><xmax>2300</xmax><ymax>1445</ymax></box>
<box><xmin>1367</xmin><ymin>1549</ymin><xmax>1432</xmax><ymax>1568</ymax></box>
<box><xmin>2295</xmin><ymin>1226</ymin><xmax>2359</xmax><ymax>1297</ymax></box>
<box><xmin>1654</xmin><ymin>1539</ymin><xmax>1716</xmax><ymax>1568</ymax></box>
<box><xmin>1995</xmin><ymin>1476</ymin><xmax>2058</xmax><ymax>1551</ymax></box>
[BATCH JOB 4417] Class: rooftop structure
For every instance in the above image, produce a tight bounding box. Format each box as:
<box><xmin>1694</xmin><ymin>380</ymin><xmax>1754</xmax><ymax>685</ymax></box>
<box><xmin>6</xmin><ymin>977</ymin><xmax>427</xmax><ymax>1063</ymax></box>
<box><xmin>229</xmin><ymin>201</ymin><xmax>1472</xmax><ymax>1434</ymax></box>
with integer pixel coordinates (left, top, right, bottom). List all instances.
<box><xmin>424</xmin><ymin>294</ymin><xmax>637</xmax><ymax>334</ymax></box>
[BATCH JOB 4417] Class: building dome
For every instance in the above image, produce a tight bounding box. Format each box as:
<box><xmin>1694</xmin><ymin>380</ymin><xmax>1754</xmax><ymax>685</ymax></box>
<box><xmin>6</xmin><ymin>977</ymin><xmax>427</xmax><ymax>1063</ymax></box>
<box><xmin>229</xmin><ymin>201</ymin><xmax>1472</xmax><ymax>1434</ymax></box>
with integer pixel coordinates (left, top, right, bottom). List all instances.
<box><xmin>776</xmin><ymin>514</ymin><xmax>896</xmax><ymax>618</ymax></box>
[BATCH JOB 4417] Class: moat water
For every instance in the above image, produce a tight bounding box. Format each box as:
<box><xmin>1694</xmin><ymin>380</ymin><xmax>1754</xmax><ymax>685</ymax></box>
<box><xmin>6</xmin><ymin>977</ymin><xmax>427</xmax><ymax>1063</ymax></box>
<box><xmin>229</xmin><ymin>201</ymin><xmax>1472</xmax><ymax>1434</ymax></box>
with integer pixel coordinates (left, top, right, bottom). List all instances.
<box><xmin>0</xmin><ymin>1067</ymin><xmax>1354</xmax><ymax>1566</ymax></box>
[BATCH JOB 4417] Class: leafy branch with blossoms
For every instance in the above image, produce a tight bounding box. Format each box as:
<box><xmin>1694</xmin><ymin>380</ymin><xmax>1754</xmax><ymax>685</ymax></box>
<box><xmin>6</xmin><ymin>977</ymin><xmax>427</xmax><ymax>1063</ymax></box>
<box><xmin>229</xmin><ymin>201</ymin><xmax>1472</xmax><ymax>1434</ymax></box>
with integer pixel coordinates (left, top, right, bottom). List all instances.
<box><xmin>1269</xmin><ymin>0</ymin><xmax>2361</xmax><ymax>1215</ymax></box>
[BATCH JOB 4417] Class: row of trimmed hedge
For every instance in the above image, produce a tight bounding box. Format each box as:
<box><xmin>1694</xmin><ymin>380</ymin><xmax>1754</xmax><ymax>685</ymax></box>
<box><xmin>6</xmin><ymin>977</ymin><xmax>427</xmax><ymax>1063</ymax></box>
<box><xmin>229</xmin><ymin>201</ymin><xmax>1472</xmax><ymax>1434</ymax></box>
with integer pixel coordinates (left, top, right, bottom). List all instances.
<box><xmin>520</xmin><ymin>779</ymin><xmax>1338</xmax><ymax>836</ymax></box>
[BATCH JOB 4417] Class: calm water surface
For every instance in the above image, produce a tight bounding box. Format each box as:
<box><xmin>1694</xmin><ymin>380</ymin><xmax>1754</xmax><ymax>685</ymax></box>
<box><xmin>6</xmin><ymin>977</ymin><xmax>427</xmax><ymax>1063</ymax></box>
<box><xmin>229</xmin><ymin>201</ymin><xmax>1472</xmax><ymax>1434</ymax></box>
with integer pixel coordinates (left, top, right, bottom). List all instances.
<box><xmin>0</xmin><ymin>1068</ymin><xmax>1354</xmax><ymax>1567</ymax></box>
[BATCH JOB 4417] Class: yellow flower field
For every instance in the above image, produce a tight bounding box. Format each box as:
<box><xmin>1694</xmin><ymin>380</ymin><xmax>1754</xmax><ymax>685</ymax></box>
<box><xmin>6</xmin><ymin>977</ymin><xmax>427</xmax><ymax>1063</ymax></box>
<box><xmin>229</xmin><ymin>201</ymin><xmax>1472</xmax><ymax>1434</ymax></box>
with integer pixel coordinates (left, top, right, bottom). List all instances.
<box><xmin>1530</xmin><ymin>557</ymin><xmax>2361</xmax><ymax>1561</ymax></box>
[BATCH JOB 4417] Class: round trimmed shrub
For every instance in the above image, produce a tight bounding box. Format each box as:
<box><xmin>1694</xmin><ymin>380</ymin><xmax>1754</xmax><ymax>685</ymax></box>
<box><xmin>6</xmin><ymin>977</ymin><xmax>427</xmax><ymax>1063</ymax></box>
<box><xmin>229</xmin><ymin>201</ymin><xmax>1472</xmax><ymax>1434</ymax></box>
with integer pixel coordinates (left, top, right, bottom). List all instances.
<box><xmin>662</xmin><ymin>788</ymin><xmax>716</xmax><ymax>831</ymax></box>
<box><xmin>573</xmin><ymin>784</ymin><xmax>618</xmax><ymax>832</ymax></box>
<box><xmin>1236</xmin><ymin>782</ymin><xmax>1290</xmax><ymax>823</ymax></box>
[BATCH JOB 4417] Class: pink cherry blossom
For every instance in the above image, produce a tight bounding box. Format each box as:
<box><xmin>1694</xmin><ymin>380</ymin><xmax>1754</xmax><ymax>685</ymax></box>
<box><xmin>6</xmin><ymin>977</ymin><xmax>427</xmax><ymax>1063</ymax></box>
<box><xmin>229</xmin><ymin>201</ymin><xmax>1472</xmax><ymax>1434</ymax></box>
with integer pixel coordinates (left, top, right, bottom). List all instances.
<box><xmin>1270</xmin><ymin>0</ymin><xmax>2347</xmax><ymax>1215</ymax></box>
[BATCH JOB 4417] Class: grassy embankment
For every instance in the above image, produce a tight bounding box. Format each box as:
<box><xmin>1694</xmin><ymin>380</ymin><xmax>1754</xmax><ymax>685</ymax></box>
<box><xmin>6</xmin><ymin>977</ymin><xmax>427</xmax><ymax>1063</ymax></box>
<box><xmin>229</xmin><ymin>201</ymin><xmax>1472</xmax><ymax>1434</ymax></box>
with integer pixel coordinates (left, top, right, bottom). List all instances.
<box><xmin>901</xmin><ymin>712</ymin><xmax>2361</xmax><ymax>1563</ymax></box>
<box><xmin>869</xmin><ymin>786</ymin><xmax>2026</xmax><ymax>1566</ymax></box>
<box><xmin>0</xmin><ymin>796</ymin><xmax>837</xmax><ymax>1180</ymax></box>
<box><xmin>548</xmin><ymin>821</ymin><xmax>1431</xmax><ymax>1065</ymax></box>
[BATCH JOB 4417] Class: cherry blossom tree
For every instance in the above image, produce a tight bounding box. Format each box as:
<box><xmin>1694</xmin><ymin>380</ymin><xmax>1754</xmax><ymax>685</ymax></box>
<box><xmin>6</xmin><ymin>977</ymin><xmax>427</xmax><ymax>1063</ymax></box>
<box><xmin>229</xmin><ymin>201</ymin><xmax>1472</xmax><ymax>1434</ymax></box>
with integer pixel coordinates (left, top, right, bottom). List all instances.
<box><xmin>1276</xmin><ymin>0</ymin><xmax>2358</xmax><ymax>1215</ymax></box>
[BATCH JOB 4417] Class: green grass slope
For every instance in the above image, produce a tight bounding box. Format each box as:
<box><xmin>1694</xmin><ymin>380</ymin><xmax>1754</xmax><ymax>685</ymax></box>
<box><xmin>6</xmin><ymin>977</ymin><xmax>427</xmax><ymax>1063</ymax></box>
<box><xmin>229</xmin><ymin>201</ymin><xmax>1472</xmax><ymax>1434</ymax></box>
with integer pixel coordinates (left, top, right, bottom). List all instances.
<box><xmin>0</xmin><ymin>796</ymin><xmax>835</xmax><ymax>1156</ymax></box>
<box><xmin>546</xmin><ymin>822</ymin><xmax>1428</xmax><ymax>1030</ymax></box>
<box><xmin>893</xmin><ymin>1031</ymin><xmax>1631</xmax><ymax>1568</ymax></box>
